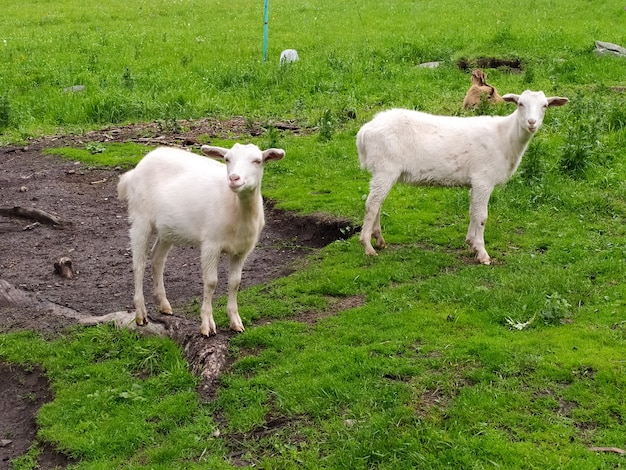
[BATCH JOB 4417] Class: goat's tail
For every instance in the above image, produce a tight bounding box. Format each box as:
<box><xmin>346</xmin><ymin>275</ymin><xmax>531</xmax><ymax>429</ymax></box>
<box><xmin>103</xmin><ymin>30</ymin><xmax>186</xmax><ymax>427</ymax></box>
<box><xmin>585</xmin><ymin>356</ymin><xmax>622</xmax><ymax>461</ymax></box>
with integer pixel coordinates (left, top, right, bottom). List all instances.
<box><xmin>356</xmin><ymin>129</ymin><xmax>368</xmax><ymax>170</ymax></box>
<box><xmin>116</xmin><ymin>170</ymin><xmax>133</xmax><ymax>201</ymax></box>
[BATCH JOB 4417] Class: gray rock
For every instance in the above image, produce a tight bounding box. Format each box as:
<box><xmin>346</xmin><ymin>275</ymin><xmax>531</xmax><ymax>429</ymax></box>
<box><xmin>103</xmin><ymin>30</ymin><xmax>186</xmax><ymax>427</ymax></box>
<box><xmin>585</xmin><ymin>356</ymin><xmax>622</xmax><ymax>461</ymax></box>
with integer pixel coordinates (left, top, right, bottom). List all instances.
<box><xmin>280</xmin><ymin>49</ymin><xmax>299</xmax><ymax>64</ymax></box>
<box><xmin>63</xmin><ymin>85</ymin><xmax>86</xmax><ymax>93</ymax></box>
<box><xmin>418</xmin><ymin>61</ymin><xmax>441</xmax><ymax>68</ymax></box>
<box><xmin>594</xmin><ymin>41</ymin><xmax>626</xmax><ymax>57</ymax></box>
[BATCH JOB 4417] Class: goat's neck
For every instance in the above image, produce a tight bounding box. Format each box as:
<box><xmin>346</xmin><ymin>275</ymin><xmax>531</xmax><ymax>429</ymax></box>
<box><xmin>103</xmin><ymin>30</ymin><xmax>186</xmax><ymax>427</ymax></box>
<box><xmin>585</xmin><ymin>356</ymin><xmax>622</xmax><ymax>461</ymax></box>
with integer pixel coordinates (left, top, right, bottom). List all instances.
<box><xmin>491</xmin><ymin>112</ymin><xmax>534</xmax><ymax>179</ymax></box>
<box><xmin>235</xmin><ymin>188</ymin><xmax>263</xmax><ymax>218</ymax></box>
<box><xmin>502</xmin><ymin>112</ymin><xmax>533</xmax><ymax>159</ymax></box>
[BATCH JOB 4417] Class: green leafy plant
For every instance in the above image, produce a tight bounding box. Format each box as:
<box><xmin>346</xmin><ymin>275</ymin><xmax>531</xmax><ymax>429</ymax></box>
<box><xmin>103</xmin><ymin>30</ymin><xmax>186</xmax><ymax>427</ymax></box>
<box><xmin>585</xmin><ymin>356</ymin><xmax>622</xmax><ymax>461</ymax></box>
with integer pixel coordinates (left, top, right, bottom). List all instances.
<box><xmin>318</xmin><ymin>109</ymin><xmax>335</xmax><ymax>142</ymax></box>
<box><xmin>540</xmin><ymin>292</ymin><xmax>572</xmax><ymax>325</ymax></box>
<box><xmin>122</xmin><ymin>67</ymin><xmax>135</xmax><ymax>90</ymax></box>
<box><xmin>263</xmin><ymin>124</ymin><xmax>281</xmax><ymax>148</ymax></box>
<box><xmin>0</xmin><ymin>93</ymin><xmax>10</xmax><ymax>131</ymax></box>
<box><xmin>156</xmin><ymin>117</ymin><xmax>182</xmax><ymax>134</ymax></box>
<box><xmin>85</xmin><ymin>142</ymin><xmax>106</xmax><ymax>154</ymax></box>
<box><xmin>558</xmin><ymin>95</ymin><xmax>606</xmax><ymax>178</ymax></box>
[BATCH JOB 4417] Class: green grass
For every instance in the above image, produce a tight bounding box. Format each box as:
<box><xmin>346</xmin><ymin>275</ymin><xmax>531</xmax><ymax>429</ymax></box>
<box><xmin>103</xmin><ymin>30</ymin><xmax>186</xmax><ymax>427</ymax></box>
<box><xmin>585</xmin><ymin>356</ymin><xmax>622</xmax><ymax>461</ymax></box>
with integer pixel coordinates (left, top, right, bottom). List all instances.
<box><xmin>43</xmin><ymin>142</ymin><xmax>151</xmax><ymax>168</ymax></box>
<box><xmin>2</xmin><ymin>0</ymin><xmax>626</xmax><ymax>468</ymax></box>
<box><xmin>2</xmin><ymin>0</ymin><xmax>626</xmax><ymax>140</ymax></box>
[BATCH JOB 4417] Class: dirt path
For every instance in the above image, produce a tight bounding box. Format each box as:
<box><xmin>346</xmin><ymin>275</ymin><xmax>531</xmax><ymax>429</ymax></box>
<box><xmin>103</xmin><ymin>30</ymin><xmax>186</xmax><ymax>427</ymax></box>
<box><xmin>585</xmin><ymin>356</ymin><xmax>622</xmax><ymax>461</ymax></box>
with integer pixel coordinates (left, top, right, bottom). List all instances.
<box><xmin>0</xmin><ymin>121</ymin><xmax>356</xmax><ymax>468</ymax></box>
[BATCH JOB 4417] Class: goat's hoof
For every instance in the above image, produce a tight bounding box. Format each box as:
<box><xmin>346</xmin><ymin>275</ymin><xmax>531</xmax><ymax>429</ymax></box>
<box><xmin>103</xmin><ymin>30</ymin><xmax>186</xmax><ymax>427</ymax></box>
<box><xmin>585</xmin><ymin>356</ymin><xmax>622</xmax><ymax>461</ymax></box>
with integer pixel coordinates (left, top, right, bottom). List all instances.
<box><xmin>478</xmin><ymin>256</ymin><xmax>492</xmax><ymax>265</ymax></box>
<box><xmin>135</xmin><ymin>317</ymin><xmax>147</xmax><ymax>326</ymax></box>
<box><xmin>200</xmin><ymin>327</ymin><xmax>217</xmax><ymax>337</ymax></box>
<box><xmin>230</xmin><ymin>324</ymin><xmax>245</xmax><ymax>333</ymax></box>
<box><xmin>364</xmin><ymin>246</ymin><xmax>378</xmax><ymax>256</ymax></box>
<box><xmin>155</xmin><ymin>299</ymin><xmax>172</xmax><ymax>314</ymax></box>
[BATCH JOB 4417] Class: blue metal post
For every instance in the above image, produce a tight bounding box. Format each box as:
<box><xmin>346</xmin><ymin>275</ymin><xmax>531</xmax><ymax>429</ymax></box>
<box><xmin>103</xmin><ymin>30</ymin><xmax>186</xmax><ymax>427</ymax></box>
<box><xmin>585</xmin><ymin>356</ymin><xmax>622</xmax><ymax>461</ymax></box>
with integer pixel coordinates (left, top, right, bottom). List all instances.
<box><xmin>263</xmin><ymin>0</ymin><xmax>269</xmax><ymax>62</ymax></box>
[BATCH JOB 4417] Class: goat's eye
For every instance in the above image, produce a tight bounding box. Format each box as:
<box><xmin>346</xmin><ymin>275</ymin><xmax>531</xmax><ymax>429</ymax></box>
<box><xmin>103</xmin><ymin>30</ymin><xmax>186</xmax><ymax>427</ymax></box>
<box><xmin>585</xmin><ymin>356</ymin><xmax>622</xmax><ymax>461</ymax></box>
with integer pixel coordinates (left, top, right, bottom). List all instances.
<box><xmin>252</xmin><ymin>159</ymin><xmax>262</xmax><ymax>165</ymax></box>
<box><xmin>224</xmin><ymin>158</ymin><xmax>230</xmax><ymax>163</ymax></box>
<box><xmin>518</xmin><ymin>102</ymin><xmax>524</xmax><ymax>107</ymax></box>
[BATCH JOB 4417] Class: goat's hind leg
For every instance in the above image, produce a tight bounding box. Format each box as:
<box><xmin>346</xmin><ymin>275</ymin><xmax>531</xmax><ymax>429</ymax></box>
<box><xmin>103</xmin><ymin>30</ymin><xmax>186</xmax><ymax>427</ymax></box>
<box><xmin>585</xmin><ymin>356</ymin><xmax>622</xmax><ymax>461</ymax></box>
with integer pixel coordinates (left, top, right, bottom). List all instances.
<box><xmin>371</xmin><ymin>206</ymin><xmax>385</xmax><ymax>249</ymax></box>
<box><xmin>129</xmin><ymin>223</ymin><xmax>152</xmax><ymax>326</ymax></box>
<box><xmin>151</xmin><ymin>237</ymin><xmax>174</xmax><ymax>314</ymax></box>
<box><xmin>360</xmin><ymin>173</ymin><xmax>396</xmax><ymax>255</ymax></box>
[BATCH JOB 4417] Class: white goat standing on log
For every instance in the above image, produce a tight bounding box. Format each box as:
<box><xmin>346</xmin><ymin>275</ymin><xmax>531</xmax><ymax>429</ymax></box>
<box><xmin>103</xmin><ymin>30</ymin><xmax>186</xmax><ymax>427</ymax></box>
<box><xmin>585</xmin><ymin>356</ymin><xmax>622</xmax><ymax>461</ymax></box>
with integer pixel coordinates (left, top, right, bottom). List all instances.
<box><xmin>357</xmin><ymin>90</ymin><xmax>568</xmax><ymax>264</ymax></box>
<box><xmin>117</xmin><ymin>144</ymin><xmax>285</xmax><ymax>336</ymax></box>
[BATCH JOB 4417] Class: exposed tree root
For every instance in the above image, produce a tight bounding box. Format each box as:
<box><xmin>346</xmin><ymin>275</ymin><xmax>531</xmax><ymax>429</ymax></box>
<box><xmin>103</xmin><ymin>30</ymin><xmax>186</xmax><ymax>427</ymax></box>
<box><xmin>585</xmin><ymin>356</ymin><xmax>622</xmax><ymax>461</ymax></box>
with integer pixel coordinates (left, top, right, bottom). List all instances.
<box><xmin>0</xmin><ymin>206</ymin><xmax>64</xmax><ymax>226</ymax></box>
<box><xmin>588</xmin><ymin>446</ymin><xmax>626</xmax><ymax>455</ymax></box>
<box><xmin>0</xmin><ymin>279</ymin><xmax>230</xmax><ymax>399</ymax></box>
<box><xmin>53</xmin><ymin>257</ymin><xmax>75</xmax><ymax>279</ymax></box>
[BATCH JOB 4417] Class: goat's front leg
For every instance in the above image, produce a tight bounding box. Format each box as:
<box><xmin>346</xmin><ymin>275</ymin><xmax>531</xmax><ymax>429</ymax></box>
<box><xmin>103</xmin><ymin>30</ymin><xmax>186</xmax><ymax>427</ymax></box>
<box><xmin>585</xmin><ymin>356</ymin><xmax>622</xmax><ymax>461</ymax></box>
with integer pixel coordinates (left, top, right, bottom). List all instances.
<box><xmin>466</xmin><ymin>185</ymin><xmax>493</xmax><ymax>265</ymax></box>
<box><xmin>151</xmin><ymin>238</ymin><xmax>173</xmax><ymax>314</ymax></box>
<box><xmin>226</xmin><ymin>254</ymin><xmax>247</xmax><ymax>333</ymax></box>
<box><xmin>199</xmin><ymin>247</ymin><xmax>220</xmax><ymax>336</ymax></box>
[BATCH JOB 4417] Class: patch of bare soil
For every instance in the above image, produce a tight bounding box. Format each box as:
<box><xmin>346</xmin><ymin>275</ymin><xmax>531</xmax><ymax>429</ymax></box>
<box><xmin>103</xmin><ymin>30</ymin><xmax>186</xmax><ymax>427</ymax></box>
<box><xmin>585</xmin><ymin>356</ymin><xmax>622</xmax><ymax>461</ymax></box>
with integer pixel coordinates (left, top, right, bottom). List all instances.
<box><xmin>0</xmin><ymin>120</ymin><xmax>358</xmax><ymax>468</ymax></box>
<box><xmin>0</xmin><ymin>362</ymin><xmax>73</xmax><ymax>469</ymax></box>
<box><xmin>456</xmin><ymin>57</ymin><xmax>524</xmax><ymax>73</ymax></box>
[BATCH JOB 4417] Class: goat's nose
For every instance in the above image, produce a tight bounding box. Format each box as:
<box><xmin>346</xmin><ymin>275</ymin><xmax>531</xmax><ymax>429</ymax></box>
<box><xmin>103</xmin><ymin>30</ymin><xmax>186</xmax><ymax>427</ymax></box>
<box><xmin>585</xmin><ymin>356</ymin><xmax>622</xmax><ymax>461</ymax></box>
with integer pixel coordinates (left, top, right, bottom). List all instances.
<box><xmin>229</xmin><ymin>174</ymin><xmax>241</xmax><ymax>182</ymax></box>
<box><xmin>528</xmin><ymin>118</ymin><xmax>537</xmax><ymax>126</ymax></box>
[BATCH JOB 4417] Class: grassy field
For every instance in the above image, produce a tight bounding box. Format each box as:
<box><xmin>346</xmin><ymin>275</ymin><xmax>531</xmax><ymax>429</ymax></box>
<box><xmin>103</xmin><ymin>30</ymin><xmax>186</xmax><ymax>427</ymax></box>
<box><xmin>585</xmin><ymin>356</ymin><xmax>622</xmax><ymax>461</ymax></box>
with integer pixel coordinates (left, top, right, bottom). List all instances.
<box><xmin>2</xmin><ymin>0</ymin><xmax>626</xmax><ymax>138</ymax></box>
<box><xmin>2</xmin><ymin>0</ymin><xmax>626</xmax><ymax>468</ymax></box>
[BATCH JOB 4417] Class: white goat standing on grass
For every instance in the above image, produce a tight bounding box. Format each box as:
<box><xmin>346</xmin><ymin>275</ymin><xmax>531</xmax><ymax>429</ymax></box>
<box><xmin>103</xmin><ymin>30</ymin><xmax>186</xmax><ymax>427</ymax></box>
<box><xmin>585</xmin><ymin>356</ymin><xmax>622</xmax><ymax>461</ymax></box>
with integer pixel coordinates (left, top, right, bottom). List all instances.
<box><xmin>357</xmin><ymin>90</ymin><xmax>568</xmax><ymax>264</ymax></box>
<box><xmin>117</xmin><ymin>144</ymin><xmax>285</xmax><ymax>336</ymax></box>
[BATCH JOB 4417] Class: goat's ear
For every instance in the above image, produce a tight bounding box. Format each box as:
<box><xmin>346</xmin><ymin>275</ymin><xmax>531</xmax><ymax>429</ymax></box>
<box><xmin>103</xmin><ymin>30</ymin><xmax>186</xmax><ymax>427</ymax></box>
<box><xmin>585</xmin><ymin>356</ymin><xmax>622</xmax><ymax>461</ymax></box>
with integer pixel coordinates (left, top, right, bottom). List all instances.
<box><xmin>473</xmin><ymin>69</ymin><xmax>487</xmax><ymax>84</ymax></box>
<box><xmin>547</xmin><ymin>97</ymin><xmax>569</xmax><ymax>107</ymax></box>
<box><xmin>502</xmin><ymin>94</ymin><xmax>520</xmax><ymax>104</ymax></box>
<box><xmin>201</xmin><ymin>145</ymin><xmax>229</xmax><ymax>159</ymax></box>
<box><xmin>262</xmin><ymin>148</ymin><xmax>285</xmax><ymax>162</ymax></box>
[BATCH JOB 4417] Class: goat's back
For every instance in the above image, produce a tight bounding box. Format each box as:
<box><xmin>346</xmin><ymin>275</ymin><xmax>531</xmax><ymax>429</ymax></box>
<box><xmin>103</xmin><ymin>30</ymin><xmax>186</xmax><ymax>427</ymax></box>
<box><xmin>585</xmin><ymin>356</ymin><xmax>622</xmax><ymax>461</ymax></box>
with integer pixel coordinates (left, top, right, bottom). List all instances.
<box><xmin>119</xmin><ymin>146</ymin><xmax>225</xmax><ymax>200</ymax></box>
<box><xmin>118</xmin><ymin>147</ymin><xmax>235</xmax><ymax>243</ymax></box>
<box><xmin>356</xmin><ymin>109</ymin><xmax>513</xmax><ymax>186</ymax></box>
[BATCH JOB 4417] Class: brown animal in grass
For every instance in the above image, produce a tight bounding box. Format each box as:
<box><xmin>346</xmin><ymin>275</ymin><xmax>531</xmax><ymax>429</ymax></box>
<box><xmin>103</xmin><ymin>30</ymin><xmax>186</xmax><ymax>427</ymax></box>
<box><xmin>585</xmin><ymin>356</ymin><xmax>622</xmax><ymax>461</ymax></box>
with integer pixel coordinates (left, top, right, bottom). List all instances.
<box><xmin>462</xmin><ymin>69</ymin><xmax>504</xmax><ymax>110</ymax></box>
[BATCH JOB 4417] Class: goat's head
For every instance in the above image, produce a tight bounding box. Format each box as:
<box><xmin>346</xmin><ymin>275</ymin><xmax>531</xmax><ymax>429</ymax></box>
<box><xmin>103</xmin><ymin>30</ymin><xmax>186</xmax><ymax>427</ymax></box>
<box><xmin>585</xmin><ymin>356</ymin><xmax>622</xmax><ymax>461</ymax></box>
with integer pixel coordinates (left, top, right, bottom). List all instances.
<box><xmin>470</xmin><ymin>69</ymin><xmax>488</xmax><ymax>86</ymax></box>
<box><xmin>503</xmin><ymin>90</ymin><xmax>569</xmax><ymax>134</ymax></box>
<box><xmin>201</xmin><ymin>143</ymin><xmax>285</xmax><ymax>193</ymax></box>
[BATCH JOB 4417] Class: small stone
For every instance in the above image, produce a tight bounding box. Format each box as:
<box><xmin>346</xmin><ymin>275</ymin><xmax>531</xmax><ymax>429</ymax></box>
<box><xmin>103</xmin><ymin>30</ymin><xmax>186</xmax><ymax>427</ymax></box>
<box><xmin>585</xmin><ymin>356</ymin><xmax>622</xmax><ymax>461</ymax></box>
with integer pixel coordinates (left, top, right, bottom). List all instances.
<box><xmin>63</xmin><ymin>85</ymin><xmax>86</xmax><ymax>93</ymax></box>
<box><xmin>280</xmin><ymin>49</ymin><xmax>299</xmax><ymax>64</ymax></box>
<box><xmin>594</xmin><ymin>40</ymin><xmax>626</xmax><ymax>57</ymax></box>
<box><xmin>0</xmin><ymin>439</ymin><xmax>13</xmax><ymax>447</ymax></box>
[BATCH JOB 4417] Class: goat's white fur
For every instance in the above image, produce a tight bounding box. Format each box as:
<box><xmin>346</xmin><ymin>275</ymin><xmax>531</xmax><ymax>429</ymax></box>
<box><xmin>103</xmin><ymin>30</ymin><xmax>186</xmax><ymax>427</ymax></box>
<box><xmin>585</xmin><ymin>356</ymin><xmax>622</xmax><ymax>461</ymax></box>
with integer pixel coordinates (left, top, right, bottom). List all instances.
<box><xmin>357</xmin><ymin>90</ymin><xmax>568</xmax><ymax>263</ymax></box>
<box><xmin>117</xmin><ymin>144</ymin><xmax>285</xmax><ymax>335</ymax></box>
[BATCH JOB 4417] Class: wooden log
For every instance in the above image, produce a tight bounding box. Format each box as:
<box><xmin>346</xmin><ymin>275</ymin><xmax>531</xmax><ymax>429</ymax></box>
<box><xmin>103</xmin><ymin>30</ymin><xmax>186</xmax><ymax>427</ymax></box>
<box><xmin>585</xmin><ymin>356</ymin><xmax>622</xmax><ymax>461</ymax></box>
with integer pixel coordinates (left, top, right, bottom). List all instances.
<box><xmin>0</xmin><ymin>206</ymin><xmax>64</xmax><ymax>226</ymax></box>
<box><xmin>0</xmin><ymin>279</ymin><xmax>83</xmax><ymax>321</ymax></box>
<box><xmin>54</xmin><ymin>257</ymin><xmax>74</xmax><ymax>279</ymax></box>
<box><xmin>588</xmin><ymin>446</ymin><xmax>626</xmax><ymax>455</ymax></box>
<box><xmin>0</xmin><ymin>279</ymin><xmax>230</xmax><ymax>399</ymax></box>
<box><xmin>144</xmin><ymin>312</ymin><xmax>234</xmax><ymax>400</ymax></box>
